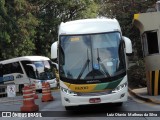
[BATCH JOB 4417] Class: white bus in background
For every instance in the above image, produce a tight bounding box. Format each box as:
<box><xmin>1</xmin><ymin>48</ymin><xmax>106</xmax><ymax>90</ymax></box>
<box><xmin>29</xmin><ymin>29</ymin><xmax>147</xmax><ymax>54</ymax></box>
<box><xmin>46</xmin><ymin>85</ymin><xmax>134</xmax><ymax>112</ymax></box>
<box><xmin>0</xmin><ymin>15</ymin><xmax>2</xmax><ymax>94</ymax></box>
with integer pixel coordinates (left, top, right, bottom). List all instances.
<box><xmin>0</xmin><ymin>56</ymin><xmax>57</xmax><ymax>93</ymax></box>
<box><xmin>51</xmin><ymin>18</ymin><xmax>132</xmax><ymax>110</ymax></box>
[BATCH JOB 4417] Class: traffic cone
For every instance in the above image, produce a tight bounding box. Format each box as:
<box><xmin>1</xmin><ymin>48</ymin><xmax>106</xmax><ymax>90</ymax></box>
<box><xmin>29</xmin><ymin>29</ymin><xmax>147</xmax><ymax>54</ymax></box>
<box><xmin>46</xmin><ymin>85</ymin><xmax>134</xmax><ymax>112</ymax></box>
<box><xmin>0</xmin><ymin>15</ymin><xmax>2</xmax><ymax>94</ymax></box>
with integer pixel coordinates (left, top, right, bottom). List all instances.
<box><xmin>31</xmin><ymin>84</ymin><xmax>38</xmax><ymax>99</ymax></box>
<box><xmin>20</xmin><ymin>85</ymin><xmax>39</xmax><ymax>112</ymax></box>
<box><xmin>41</xmin><ymin>82</ymin><xmax>54</xmax><ymax>102</ymax></box>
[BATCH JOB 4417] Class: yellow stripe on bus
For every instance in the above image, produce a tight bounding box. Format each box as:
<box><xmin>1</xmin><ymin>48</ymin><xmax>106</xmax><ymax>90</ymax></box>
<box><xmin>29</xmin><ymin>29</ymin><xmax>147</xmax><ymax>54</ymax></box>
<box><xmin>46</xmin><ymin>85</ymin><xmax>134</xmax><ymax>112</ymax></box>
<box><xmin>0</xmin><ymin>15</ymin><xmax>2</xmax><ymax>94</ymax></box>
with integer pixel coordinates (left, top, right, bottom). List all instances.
<box><xmin>68</xmin><ymin>84</ymin><xmax>97</xmax><ymax>92</ymax></box>
<box><xmin>64</xmin><ymin>82</ymin><xmax>106</xmax><ymax>93</ymax></box>
<box><xmin>63</xmin><ymin>82</ymin><xmax>112</xmax><ymax>93</ymax></box>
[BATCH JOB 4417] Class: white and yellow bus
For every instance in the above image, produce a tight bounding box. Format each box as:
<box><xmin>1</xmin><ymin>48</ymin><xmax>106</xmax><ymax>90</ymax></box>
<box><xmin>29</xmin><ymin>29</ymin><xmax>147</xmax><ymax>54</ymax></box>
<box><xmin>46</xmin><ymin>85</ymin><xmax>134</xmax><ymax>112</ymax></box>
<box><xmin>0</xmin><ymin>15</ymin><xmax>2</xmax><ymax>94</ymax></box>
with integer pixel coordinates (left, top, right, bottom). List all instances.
<box><xmin>51</xmin><ymin>18</ymin><xmax>132</xmax><ymax>110</ymax></box>
<box><xmin>0</xmin><ymin>56</ymin><xmax>57</xmax><ymax>93</ymax></box>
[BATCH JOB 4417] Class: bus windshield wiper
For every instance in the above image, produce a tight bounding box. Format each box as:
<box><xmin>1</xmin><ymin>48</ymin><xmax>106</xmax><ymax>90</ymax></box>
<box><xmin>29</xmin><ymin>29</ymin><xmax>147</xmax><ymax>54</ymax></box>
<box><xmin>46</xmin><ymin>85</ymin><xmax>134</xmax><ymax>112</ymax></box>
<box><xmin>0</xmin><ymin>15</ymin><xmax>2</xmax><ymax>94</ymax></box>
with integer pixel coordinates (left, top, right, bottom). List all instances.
<box><xmin>77</xmin><ymin>49</ymin><xmax>90</xmax><ymax>79</ymax></box>
<box><xmin>97</xmin><ymin>48</ymin><xmax>110</xmax><ymax>77</ymax></box>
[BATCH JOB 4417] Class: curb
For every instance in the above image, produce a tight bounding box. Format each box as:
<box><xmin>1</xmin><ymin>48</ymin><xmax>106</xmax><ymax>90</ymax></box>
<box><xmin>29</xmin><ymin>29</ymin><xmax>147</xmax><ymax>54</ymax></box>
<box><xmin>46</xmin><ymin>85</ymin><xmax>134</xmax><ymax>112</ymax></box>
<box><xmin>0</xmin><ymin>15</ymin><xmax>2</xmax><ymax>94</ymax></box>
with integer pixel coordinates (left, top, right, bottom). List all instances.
<box><xmin>128</xmin><ymin>88</ymin><xmax>160</xmax><ymax>104</ymax></box>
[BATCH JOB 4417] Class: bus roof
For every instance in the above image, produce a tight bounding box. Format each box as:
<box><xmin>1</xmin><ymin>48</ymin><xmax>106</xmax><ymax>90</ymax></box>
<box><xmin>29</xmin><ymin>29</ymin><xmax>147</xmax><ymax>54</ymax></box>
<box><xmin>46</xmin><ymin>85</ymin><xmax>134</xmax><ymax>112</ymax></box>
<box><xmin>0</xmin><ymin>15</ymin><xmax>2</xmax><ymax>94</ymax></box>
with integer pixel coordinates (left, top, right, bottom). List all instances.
<box><xmin>0</xmin><ymin>56</ymin><xmax>50</xmax><ymax>64</ymax></box>
<box><xmin>59</xmin><ymin>18</ymin><xmax>121</xmax><ymax>35</ymax></box>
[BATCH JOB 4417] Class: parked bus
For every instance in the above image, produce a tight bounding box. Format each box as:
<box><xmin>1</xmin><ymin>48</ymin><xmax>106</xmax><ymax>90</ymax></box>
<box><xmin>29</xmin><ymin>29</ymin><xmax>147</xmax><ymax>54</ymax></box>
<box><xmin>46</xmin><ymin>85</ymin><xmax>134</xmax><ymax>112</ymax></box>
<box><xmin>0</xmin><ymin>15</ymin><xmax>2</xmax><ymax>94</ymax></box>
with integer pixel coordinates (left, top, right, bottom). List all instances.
<box><xmin>51</xmin><ymin>18</ymin><xmax>132</xmax><ymax>110</ymax></box>
<box><xmin>0</xmin><ymin>56</ymin><xmax>57</xmax><ymax>93</ymax></box>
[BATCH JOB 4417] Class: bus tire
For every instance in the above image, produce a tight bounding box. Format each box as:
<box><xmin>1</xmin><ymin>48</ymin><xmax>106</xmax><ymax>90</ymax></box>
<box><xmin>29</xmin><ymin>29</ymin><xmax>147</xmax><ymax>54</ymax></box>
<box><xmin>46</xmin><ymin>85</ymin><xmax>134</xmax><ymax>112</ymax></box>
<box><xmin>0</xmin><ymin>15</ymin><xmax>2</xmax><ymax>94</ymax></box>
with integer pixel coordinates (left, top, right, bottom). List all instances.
<box><xmin>116</xmin><ymin>102</ymin><xmax>123</xmax><ymax>106</ymax></box>
<box><xmin>37</xmin><ymin>89</ymin><xmax>42</xmax><ymax>93</ymax></box>
<box><xmin>19</xmin><ymin>84</ymin><xmax>24</xmax><ymax>95</ymax></box>
<box><xmin>65</xmin><ymin>106</ymin><xmax>75</xmax><ymax>111</ymax></box>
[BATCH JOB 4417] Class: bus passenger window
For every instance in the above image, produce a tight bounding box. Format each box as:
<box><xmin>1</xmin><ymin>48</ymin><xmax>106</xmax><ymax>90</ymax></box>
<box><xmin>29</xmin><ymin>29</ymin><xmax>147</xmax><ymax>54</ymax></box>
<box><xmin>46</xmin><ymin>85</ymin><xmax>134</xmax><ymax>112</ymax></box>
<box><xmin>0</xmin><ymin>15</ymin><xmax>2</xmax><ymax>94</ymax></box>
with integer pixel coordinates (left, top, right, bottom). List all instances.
<box><xmin>3</xmin><ymin>62</ymin><xmax>23</xmax><ymax>74</ymax></box>
<box><xmin>12</xmin><ymin>62</ymin><xmax>23</xmax><ymax>74</ymax></box>
<box><xmin>21</xmin><ymin>61</ymin><xmax>36</xmax><ymax>79</ymax></box>
<box><xmin>26</xmin><ymin>66</ymin><xmax>36</xmax><ymax>79</ymax></box>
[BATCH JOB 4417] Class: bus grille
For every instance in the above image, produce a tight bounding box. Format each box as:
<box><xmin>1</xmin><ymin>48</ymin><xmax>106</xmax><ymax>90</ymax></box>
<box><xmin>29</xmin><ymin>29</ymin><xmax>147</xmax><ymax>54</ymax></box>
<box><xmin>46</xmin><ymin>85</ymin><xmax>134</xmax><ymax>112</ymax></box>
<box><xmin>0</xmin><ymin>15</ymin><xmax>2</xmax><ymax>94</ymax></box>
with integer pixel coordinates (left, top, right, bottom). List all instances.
<box><xmin>77</xmin><ymin>90</ymin><xmax>112</xmax><ymax>96</ymax></box>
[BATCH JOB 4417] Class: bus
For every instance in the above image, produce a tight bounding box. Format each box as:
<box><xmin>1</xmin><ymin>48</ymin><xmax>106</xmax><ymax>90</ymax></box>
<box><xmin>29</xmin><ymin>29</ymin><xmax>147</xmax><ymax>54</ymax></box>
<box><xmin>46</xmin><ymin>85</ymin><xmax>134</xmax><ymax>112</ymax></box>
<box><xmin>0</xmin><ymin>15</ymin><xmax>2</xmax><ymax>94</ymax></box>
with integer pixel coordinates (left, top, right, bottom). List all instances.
<box><xmin>51</xmin><ymin>18</ymin><xmax>132</xmax><ymax>110</ymax></box>
<box><xmin>0</xmin><ymin>56</ymin><xmax>57</xmax><ymax>93</ymax></box>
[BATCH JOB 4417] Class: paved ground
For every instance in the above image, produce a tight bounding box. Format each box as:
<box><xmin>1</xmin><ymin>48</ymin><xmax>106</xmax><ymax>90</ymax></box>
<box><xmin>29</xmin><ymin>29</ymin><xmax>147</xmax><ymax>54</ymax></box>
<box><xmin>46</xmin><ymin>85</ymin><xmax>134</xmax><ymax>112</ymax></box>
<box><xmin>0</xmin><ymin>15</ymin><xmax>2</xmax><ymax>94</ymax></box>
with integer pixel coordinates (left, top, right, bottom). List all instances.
<box><xmin>129</xmin><ymin>87</ymin><xmax>160</xmax><ymax>104</ymax></box>
<box><xmin>0</xmin><ymin>90</ymin><xmax>160</xmax><ymax>120</ymax></box>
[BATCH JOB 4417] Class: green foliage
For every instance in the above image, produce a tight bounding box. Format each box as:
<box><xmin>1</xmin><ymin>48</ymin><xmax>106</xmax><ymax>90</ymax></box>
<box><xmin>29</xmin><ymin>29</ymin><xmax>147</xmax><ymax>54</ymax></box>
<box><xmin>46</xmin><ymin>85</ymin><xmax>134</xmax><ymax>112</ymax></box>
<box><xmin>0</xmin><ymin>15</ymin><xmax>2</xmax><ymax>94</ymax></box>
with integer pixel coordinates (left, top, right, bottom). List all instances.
<box><xmin>0</xmin><ymin>0</ymin><xmax>158</xmax><ymax>60</ymax></box>
<box><xmin>0</xmin><ymin>0</ymin><xmax>39</xmax><ymax>59</ymax></box>
<box><xmin>30</xmin><ymin>0</ymin><xmax>98</xmax><ymax>57</ymax></box>
<box><xmin>96</xmin><ymin>0</ymin><xmax>157</xmax><ymax>58</ymax></box>
<box><xmin>128</xmin><ymin>59</ymin><xmax>146</xmax><ymax>89</ymax></box>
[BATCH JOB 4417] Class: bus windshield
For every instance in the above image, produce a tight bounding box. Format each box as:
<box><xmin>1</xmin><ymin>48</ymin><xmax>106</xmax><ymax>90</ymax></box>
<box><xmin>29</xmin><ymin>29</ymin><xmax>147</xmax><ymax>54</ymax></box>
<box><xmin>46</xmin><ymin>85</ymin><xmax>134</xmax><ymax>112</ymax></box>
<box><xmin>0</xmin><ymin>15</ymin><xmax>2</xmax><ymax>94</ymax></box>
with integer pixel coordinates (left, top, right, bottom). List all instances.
<box><xmin>33</xmin><ymin>61</ymin><xmax>55</xmax><ymax>80</ymax></box>
<box><xmin>59</xmin><ymin>32</ymin><xmax>126</xmax><ymax>81</ymax></box>
<box><xmin>22</xmin><ymin>60</ymin><xmax>55</xmax><ymax>80</ymax></box>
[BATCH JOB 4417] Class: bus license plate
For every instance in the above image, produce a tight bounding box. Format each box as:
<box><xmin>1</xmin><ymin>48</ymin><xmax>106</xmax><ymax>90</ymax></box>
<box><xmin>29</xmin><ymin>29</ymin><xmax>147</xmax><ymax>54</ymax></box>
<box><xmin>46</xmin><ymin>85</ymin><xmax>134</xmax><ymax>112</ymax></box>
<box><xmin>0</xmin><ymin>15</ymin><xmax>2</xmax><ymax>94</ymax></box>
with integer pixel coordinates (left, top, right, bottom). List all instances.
<box><xmin>89</xmin><ymin>98</ymin><xmax>101</xmax><ymax>103</ymax></box>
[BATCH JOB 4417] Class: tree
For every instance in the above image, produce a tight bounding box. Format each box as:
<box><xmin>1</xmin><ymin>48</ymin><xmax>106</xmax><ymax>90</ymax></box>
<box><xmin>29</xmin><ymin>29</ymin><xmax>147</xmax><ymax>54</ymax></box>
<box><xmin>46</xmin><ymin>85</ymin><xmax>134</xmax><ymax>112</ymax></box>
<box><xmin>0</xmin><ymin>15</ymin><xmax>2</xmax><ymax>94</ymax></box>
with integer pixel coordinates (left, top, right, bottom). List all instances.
<box><xmin>1</xmin><ymin>0</ymin><xmax>156</xmax><ymax>60</ymax></box>
<box><xmin>30</xmin><ymin>0</ymin><xmax>98</xmax><ymax>57</ymax></box>
<box><xmin>96</xmin><ymin>0</ymin><xmax>157</xmax><ymax>58</ymax></box>
<box><xmin>0</xmin><ymin>0</ymin><xmax>39</xmax><ymax>59</ymax></box>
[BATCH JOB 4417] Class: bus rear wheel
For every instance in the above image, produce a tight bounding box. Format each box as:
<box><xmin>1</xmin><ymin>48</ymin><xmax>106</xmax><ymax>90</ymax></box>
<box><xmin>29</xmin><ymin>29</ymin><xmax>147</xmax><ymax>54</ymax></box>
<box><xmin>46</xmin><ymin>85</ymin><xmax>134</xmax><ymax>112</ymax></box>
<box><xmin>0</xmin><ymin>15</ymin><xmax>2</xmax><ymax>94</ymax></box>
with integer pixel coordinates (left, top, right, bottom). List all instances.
<box><xmin>19</xmin><ymin>84</ymin><xmax>24</xmax><ymax>95</ymax></box>
<box><xmin>115</xmin><ymin>102</ymin><xmax>123</xmax><ymax>106</ymax></box>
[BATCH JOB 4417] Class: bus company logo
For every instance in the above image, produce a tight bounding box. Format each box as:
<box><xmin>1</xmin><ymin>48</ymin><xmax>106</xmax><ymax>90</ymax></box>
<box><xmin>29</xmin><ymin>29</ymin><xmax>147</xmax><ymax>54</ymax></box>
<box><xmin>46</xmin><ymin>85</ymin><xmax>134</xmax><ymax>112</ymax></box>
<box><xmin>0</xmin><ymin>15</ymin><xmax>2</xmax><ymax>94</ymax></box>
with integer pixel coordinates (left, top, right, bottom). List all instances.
<box><xmin>16</xmin><ymin>74</ymin><xmax>23</xmax><ymax>79</ymax></box>
<box><xmin>75</xmin><ymin>86</ymin><xmax>89</xmax><ymax>90</ymax></box>
<box><xmin>2</xmin><ymin>112</ymin><xmax>11</xmax><ymax>117</ymax></box>
<box><xmin>3</xmin><ymin>75</ymin><xmax>14</xmax><ymax>81</ymax></box>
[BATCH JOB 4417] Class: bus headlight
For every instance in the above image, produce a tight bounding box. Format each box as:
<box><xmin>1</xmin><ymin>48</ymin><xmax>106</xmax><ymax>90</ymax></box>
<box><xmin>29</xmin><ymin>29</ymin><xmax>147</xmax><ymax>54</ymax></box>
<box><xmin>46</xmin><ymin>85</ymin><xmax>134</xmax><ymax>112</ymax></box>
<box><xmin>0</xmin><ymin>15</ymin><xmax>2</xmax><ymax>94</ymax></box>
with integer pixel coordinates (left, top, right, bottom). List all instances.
<box><xmin>112</xmin><ymin>82</ymin><xmax>127</xmax><ymax>93</ymax></box>
<box><xmin>61</xmin><ymin>87</ymin><xmax>77</xmax><ymax>96</ymax></box>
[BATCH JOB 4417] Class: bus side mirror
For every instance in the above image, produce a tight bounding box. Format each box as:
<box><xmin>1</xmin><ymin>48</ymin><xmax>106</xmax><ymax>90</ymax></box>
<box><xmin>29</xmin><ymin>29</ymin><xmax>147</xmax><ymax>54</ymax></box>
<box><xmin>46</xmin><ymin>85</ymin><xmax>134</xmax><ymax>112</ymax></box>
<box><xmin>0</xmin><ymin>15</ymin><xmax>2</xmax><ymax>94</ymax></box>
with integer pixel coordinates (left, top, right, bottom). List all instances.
<box><xmin>51</xmin><ymin>62</ymin><xmax>58</xmax><ymax>70</ymax></box>
<box><xmin>51</xmin><ymin>41</ymin><xmax>58</xmax><ymax>59</ymax></box>
<box><xmin>123</xmin><ymin>36</ymin><xmax>133</xmax><ymax>56</ymax></box>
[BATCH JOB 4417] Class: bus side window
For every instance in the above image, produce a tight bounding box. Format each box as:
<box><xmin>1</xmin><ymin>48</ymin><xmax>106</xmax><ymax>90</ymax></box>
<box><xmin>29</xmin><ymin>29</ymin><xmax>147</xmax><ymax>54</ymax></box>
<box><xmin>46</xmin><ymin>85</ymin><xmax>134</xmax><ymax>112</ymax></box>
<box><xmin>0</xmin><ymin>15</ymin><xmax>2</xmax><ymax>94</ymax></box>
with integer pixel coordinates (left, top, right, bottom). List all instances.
<box><xmin>25</xmin><ymin>66</ymin><xmax>36</xmax><ymax>79</ymax></box>
<box><xmin>3</xmin><ymin>64</ymin><xmax>12</xmax><ymax>75</ymax></box>
<box><xmin>12</xmin><ymin>62</ymin><xmax>23</xmax><ymax>74</ymax></box>
<box><xmin>21</xmin><ymin>61</ymin><xmax>36</xmax><ymax>79</ymax></box>
<box><xmin>3</xmin><ymin>62</ymin><xmax>23</xmax><ymax>75</ymax></box>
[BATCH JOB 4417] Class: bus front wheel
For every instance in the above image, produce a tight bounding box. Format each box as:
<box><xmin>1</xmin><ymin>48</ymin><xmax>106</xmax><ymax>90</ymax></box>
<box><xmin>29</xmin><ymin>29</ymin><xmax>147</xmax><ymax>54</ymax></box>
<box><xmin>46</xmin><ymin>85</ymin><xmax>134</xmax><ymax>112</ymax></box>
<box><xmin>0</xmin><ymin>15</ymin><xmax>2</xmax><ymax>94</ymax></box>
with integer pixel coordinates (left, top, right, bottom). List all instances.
<box><xmin>65</xmin><ymin>106</ymin><xmax>75</xmax><ymax>111</ymax></box>
<box><xmin>115</xmin><ymin>102</ymin><xmax>123</xmax><ymax>106</ymax></box>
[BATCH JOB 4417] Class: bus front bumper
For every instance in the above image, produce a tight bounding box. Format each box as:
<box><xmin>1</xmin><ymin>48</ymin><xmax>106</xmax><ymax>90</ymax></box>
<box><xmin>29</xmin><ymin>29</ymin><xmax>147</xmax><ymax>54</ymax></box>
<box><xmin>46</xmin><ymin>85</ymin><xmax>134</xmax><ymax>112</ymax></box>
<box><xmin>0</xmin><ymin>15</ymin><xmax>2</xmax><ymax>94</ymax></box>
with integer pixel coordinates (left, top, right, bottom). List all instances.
<box><xmin>35</xmin><ymin>79</ymin><xmax>58</xmax><ymax>90</ymax></box>
<box><xmin>61</xmin><ymin>87</ymin><xmax>128</xmax><ymax>107</ymax></box>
